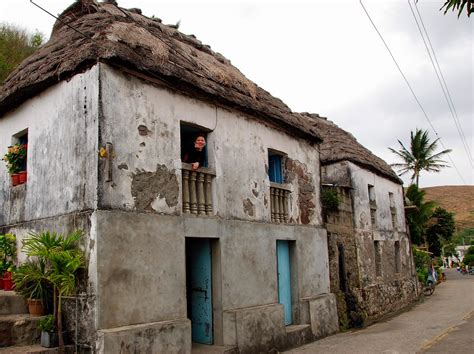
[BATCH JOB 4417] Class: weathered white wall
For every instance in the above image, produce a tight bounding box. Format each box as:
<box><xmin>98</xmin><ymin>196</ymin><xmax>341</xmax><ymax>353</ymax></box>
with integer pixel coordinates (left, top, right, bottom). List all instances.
<box><xmin>92</xmin><ymin>210</ymin><xmax>333</xmax><ymax>349</ymax></box>
<box><xmin>347</xmin><ymin>162</ymin><xmax>411</xmax><ymax>284</ymax></box>
<box><xmin>0</xmin><ymin>67</ymin><xmax>100</xmax><ymax>226</ymax></box>
<box><xmin>98</xmin><ymin>64</ymin><xmax>321</xmax><ymax>225</ymax></box>
<box><xmin>348</xmin><ymin>162</ymin><xmax>406</xmax><ymax>236</ymax></box>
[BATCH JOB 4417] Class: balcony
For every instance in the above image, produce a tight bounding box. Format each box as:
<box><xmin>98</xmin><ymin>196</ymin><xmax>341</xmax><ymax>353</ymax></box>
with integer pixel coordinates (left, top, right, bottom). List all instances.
<box><xmin>270</xmin><ymin>182</ymin><xmax>291</xmax><ymax>223</ymax></box>
<box><xmin>181</xmin><ymin>163</ymin><xmax>216</xmax><ymax>216</ymax></box>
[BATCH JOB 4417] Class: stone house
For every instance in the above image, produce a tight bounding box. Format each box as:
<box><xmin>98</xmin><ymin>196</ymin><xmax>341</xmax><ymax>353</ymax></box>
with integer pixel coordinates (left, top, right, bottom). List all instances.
<box><xmin>0</xmin><ymin>1</ymin><xmax>338</xmax><ymax>352</ymax></box>
<box><xmin>303</xmin><ymin>113</ymin><xmax>419</xmax><ymax>329</ymax></box>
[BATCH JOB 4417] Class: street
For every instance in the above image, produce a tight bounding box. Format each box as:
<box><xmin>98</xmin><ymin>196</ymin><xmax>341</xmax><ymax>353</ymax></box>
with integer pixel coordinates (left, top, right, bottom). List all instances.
<box><xmin>284</xmin><ymin>269</ymin><xmax>474</xmax><ymax>353</ymax></box>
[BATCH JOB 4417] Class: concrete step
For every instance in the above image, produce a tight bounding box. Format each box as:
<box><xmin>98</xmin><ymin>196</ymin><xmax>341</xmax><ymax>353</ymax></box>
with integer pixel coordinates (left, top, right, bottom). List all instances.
<box><xmin>192</xmin><ymin>343</ymin><xmax>238</xmax><ymax>354</ymax></box>
<box><xmin>0</xmin><ymin>291</ymin><xmax>28</xmax><ymax>315</ymax></box>
<box><xmin>0</xmin><ymin>344</ymin><xmax>74</xmax><ymax>353</ymax></box>
<box><xmin>285</xmin><ymin>324</ymin><xmax>314</xmax><ymax>349</ymax></box>
<box><xmin>0</xmin><ymin>314</ymin><xmax>44</xmax><ymax>347</ymax></box>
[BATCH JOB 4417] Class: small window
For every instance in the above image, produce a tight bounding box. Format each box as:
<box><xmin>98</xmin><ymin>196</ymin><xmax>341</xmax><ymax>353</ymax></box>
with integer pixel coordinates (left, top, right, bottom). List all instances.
<box><xmin>368</xmin><ymin>185</ymin><xmax>376</xmax><ymax>204</ymax></box>
<box><xmin>374</xmin><ymin>241</ymin><xmax>382</xmax><ymax>277</ymax></box>
<box><xmin>5</xmin><ymin>129</ymin><xmax>28</xmax><ymax>186</ymax></box>
<box><xmin>268</xmin><ymin>151</ymin><xmax>284</xmax><ymax>183</ymax></box>
<box><xmin>368</xmin><ymin>185</ymin><xmax>376</xmax><ymax>228</ymax></box>
<box><xmin>388</xmin><ymin>192</ymin><xmax>395</xmax><ymax>208</ymax></box>
<box><xmin>394</xmin><ymin>241</ymin><xmax>400</xmax><ymax>273</ymax></box>
<box><xmin>180</xmin><ymin>123</ymin><xmax>208</xmax><ymax>168</ymax></box>
<box><xmin>389</xmin><ymin>192</ymin><xmax>397</xmax><ymax>230</ymax></box>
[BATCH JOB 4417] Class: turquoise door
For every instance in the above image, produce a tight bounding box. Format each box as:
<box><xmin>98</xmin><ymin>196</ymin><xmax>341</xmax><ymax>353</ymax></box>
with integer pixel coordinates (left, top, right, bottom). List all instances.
<box><xmin>277</xmin><ymin>240</ymin><xmax>292</xmax><ymax>325</ymax></box>
<box><xmin>187</xmin><ymin>238</ymin><xmax>213</xmax><ymax>344</ymax></box>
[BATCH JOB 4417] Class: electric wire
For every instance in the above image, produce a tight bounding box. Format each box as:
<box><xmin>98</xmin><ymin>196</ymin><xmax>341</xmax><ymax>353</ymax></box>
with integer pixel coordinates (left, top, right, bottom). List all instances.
<box><xmin>359</xmin><ymin>0</ymin><xmax>466</xmax><ymax>184</ymax></box>
<box><xmin>412</xmin><ymin>1</ymin><xmax>473</xmax><ymax>166</ymax></box>
<box><xmin>408</xmin><ymin>1</ymin><xmax>474</xmax><ymax>171</ymax></box>
<box><xmin>29</xmin><ymin>0</ymin><xmax>95</xmax><ymax>41</ymax></box>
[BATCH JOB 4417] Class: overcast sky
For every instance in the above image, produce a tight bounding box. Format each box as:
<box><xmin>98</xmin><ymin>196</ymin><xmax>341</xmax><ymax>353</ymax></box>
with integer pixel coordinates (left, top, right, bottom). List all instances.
<box><xmin>1</xmin><ymin>0</ymin><xmax>472</xmax><ymax>187</ymax></box>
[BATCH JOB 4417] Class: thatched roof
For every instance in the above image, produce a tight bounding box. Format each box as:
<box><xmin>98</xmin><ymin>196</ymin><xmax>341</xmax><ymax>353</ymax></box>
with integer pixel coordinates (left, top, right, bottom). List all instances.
<box><xmin>302</xmin><ymin>113</ymin><xmax>401</xmax><ymax>184</ymax></box>
<box><xmin>0</xmin><ymin>0</ymin><xmax>321</xmax><ymax>143</ymax></box>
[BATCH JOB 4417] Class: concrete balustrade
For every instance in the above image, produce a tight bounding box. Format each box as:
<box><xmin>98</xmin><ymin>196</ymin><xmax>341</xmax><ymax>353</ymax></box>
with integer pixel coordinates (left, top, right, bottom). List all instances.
<box><xmin>270</xmin><ymin>182</ymin><xmax>291</xmax><ymax>223</ymax></box>
<box><xmin>182</xmin><ymin>163</ymin><xmax>216</xmax><ymax>216</ymax></box>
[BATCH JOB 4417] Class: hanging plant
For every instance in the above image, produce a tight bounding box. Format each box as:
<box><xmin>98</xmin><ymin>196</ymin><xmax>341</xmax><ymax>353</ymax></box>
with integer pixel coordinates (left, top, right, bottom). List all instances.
<box><xmin>321</xmin><ymin>187</ymin><xmax>341</xmax><ymax>212</ymax></box>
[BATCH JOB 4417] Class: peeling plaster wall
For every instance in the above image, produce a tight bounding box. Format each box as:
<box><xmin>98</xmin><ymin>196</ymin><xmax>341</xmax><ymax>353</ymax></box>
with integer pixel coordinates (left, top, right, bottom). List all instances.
<box><xmin>0</xmin><ymin>67</ymin><xmax>100</xmax><ymax>225</ymax></box>
<box><xmin>0</xmin><ymin>68</ymin><xmax>100</xmax><ymax>351</ymax></box>
<box><xmin>347</xmin><ymin>161</ymin><xmax>410</xmax><ymax>285</ymax></box>
<box><xmin>322</xmin><ymin>162</ymin><xmax>418</xmax><ymax>328</ymax></box>
<box><xmin>98</xmin><ymin>64</ymin><xmax>321</xmax><ymax>225</ymax></box>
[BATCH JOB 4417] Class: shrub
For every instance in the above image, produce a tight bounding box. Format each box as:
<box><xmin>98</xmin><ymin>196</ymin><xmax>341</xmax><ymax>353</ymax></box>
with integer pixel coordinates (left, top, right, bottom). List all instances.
<box><xmin>321</xmin><ymin>187</ymin><xmax>341</xmax><ymax>212</ymax></box>
<box><xmin>38</xmin><ymin>314</ymin><xmax>55</xmax><ymax>332</ymax></box>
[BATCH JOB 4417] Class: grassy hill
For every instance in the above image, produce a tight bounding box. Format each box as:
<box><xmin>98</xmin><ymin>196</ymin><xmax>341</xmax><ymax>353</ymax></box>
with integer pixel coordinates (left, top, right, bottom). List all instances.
<box><xmin>422</xmin><ymin>185</ymin><xmax>474</xmax><ymax>232</ymax></box>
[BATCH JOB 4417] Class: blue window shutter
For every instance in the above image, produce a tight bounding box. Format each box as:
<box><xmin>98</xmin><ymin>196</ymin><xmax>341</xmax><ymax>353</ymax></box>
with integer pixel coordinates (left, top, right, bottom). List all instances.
<box><xmin>269</xmin><ymin>155</ymin><xmax>282</xmax><ymax>183</ymax></box>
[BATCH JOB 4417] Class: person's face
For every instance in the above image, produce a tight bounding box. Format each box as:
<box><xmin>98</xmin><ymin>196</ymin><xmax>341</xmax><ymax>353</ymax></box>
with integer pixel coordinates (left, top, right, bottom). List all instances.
<box><xmin>195</xmin><ymin>136</ymin><xmax>206</xmax><ymax>150</ymax></box>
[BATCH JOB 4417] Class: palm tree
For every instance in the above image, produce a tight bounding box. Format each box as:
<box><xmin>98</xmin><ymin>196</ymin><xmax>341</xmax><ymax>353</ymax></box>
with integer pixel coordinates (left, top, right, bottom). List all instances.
<box><xmin>389</xmin><ymin>129</ymin><xmax>452</xmax><ymax>186</ymax></box>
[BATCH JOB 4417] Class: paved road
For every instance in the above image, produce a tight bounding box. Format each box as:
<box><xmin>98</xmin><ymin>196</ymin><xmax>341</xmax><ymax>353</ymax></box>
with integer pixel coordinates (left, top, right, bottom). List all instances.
<box><xmin>285</xmin><ymin>269</ymin><xmax>474</xmax><ymax>354</ymax></box>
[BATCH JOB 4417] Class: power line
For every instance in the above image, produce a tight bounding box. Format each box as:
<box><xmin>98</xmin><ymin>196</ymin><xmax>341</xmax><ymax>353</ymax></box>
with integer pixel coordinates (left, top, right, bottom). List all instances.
<box><xmin>359</xmin><ymin>0</ymin><xmax>466</xmax><ymax>184</ymax></box>
<box><xmin>412</xmin><ymin>1</ymin><xmax>473</xmax><ymax>167</ymax></box>
<box><xmin>29</xmin><ymin>1</ymin><xmax>94</xmax><ymax>41</ymax></box>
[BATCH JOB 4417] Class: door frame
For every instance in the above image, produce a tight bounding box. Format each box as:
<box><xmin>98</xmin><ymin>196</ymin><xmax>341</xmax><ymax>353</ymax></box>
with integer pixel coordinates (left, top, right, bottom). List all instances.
<box><xmin>185</xmin><ymin>237</ymin><xmax>222</xmax><ymax>345</ymax></box>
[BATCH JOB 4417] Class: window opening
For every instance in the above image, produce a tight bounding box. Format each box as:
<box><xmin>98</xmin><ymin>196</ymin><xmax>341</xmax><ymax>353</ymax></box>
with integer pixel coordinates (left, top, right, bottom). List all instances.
<box><xmin>268</xmin><ymin>151</ymin><xmax>283</xmax><ymax>184</ymax></box>
<box><xmin>5</xmin><ymin>129</ymin><xmax>28</xmax><ymax>186</ymax></box>
<box><xmin>368</xmin><ymin>185</ymin><xmax>376</xmax><ymax>228</ymax></box>
<box><xmin>389</xmin><ymin>192</ymin><xmax>397</xmax><ymax>230</ymax></box>
<box><xmin>180</xmin><ymin>123</ymin><xmax>208</xmax><ymax>168</ymax></box>
<box><xmin>394</xmin><ymin>241</ymin><xmax>401</xmax><ymax>273</ymax></box>
<box><xmin>374</xmin><ymin>241</ymin><xmax>382</xmax><ymax>277</ymax></box>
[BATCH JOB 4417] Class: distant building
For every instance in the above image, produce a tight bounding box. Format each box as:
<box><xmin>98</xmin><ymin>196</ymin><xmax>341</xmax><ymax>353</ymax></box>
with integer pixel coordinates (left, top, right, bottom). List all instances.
<box><xmin>304</xmin><ymin>113</ymin><xmax>420</xmax><ymax>328</ymax></box>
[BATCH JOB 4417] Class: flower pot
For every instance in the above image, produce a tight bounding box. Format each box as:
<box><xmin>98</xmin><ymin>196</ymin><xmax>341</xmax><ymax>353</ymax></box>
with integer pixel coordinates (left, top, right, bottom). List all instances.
<box><xmin>11</xmin><ymin>174</ymin><xmax>20</xmax><ymax>186</ymax></box>
<box><xmin>27</xmin><ymin>299</ymin><xmax>45</xmax><ymax>316</ymax></box>
<box><xmin>41</xmin><ymin>331</ymin><xmax>58</xmax><ymax>348</ymax></box>
<box><xmin>2</xmin><ymin>277</ymin><xmax>13</xmax><ymax>291</ymax></box>
<box><xmin>3</xmin><ymin>271</ymin><xmax>13</xmax><ymax>291</ymax></box>
<box><xmin>19</xmin><ymin>171</ymin><xmax>27</xmax><ymax>184</ymax></box>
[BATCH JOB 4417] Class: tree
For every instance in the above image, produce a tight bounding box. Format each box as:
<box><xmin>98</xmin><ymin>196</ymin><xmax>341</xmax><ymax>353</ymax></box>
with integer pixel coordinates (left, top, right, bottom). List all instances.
<box><xmin>451</xmin><ymin>227</ymin><xmax>474</xmax><ymax>246</ymax></box>
<box><xmin>416</xmin><ymin>0</ymin><xmax>473</xmax><ymax>18</ymax></box>
<box><xmin>463</xmin><ymin>245</ymin><xmax>474</xmax><ymax>266</ymax></box>
<box><xmin>389</xmin><ymin>129</ymin><xmax>452</xmax><ymax>186</ymax></box>
<box><xmin>440</xmin><ymin>0</ymin><xmax>473</xmax><ymax>17</ymax></box>
<box><xmin>0</xmin><ymin>23</ymin><xmax>44</xmax><ymax>84</ymax></box>
<box><xmin>427</xmin><ymin>207</ymin><xmax>455</xmax><ymax>242</ymax></box>
<box><xmin>405</xmin><ymin>184</ymin><xmax>436</xmax><ymax>245</ymax></box>
<box><xmin>443</xmin><ymin>242</ymin><xmax>456</xmax><ymax>257</ymax></box>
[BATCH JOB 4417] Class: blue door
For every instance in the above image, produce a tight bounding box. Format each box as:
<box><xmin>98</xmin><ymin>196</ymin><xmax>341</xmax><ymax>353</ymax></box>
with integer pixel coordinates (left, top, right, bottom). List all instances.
<box><xmin>188</xmin><ymin>238</ymin><xmax>213</xmax><ymax>344</ymax></box>
<box><xmin>277</xmin><ymin>240</ymin><xmax>292</xmax><ymax>325</ymax></box>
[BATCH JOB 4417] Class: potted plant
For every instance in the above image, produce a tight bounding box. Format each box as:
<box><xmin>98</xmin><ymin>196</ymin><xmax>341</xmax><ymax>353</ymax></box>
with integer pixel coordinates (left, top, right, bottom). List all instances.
<box><xmin>13</xmin><ymin>260</ymin><xmax>50</xmax><ymax>315</ymax></box>
<box><xmin>38</xmin><ymin>314</ymin><xmax>58</xmax><ymax>348</ymax></box>
<box><xmin>0</xmin><ymin>233</ymin><xmax>16</xmax><ymax>290</ymax></box>
<box><xmin>21</xmin><ymin>230</ymin><xmax>84</xmax><ymax>351</ymax></box>
<box><xmin>2</xmin><ymin>144</ymin><xmax>27</xmax><ymax>185</ymax></box>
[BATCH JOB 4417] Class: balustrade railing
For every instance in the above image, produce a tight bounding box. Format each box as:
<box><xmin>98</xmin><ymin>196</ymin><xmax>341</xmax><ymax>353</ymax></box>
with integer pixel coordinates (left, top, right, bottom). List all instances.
<box><xmin>270</xmin><ymin>182</ymin><xmax>291</xmax><ymax>223</ymax></box>
<box><xmin>182</xmin><ymin>163</ymin><xmax>216</xmax><ymax>216</ymax></box>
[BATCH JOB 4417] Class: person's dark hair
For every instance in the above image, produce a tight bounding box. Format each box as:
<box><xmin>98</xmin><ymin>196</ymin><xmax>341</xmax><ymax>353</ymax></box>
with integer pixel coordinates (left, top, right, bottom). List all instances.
<box><xmin>195</xmin><ymin>134</ymin><xmax>206</xmax><ymax>142</ymax></box>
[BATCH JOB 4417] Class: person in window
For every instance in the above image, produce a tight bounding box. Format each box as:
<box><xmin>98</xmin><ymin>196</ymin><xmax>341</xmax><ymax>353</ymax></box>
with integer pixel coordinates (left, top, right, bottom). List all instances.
<box><xmin>183</xmin><ymin>134</ymin><xmax>206</xmax><ymax>171</ymax></box>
